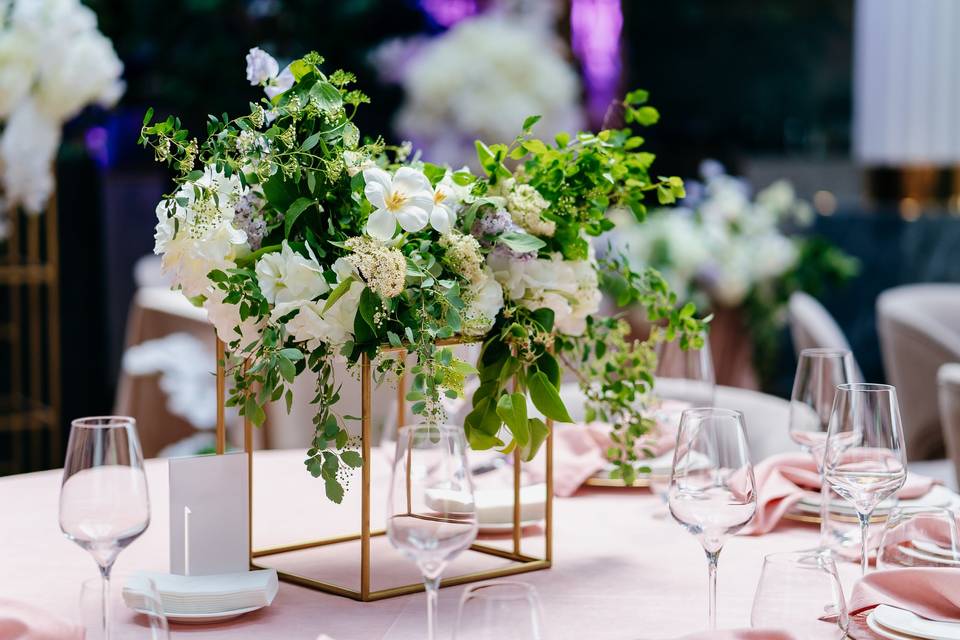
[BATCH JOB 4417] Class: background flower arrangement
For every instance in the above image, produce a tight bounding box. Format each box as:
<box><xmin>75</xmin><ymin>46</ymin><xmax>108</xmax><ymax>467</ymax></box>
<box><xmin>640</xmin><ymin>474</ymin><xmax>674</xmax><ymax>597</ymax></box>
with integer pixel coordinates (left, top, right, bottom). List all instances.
<box><xmin>371</xmin><ymin>11</ymin><xmax>584</xmax><ymax>168</ymax></box>
<box><xmin>0</xmin><ymin>0</ymin><xmax>123</xmax><ymax>224</ymax></box>
<box><xmin>140</xmin><ymin>48</ymin><xmax>703</xmax><ymax>501</ymax></box>
<box><xmin>613</xmin><ymin>160</ymin><xmax>859</xmax><ymax>383</ymax></box>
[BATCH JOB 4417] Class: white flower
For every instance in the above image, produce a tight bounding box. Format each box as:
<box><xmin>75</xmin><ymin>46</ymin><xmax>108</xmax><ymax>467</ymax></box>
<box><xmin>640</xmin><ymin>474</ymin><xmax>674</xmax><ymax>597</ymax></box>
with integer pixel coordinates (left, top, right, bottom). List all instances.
<box><xmin>153</xmin><ymin>165</ymin><xmax>250</xmax><ymax>297</ymax></box>
<box><xmin>0</xmin><ymin>100</ymin><xmax>61</xmax><ymax>213</ymax></box>
<box><xmin>265</xmin><ymin>65</ymin><xmax>295</xmax><ymax>100</ymax></box>
<box><xmin>255</xmin><ymin>240</ymin><xmax>329</xmax><ymax>304</ymax></box>
<box><xmin>273</xmin><ymin>280</ymin><xmax>364</xmax><ymax>348</ymax></box>
<box><xmin>462</xmin><ymin>268</ymin><xmax>504</xmax><ymax>336</ymax></box>
<box><xmin>204</xmin><ymin>286</ymin><xmax>265</xmax><ymax>347</ymax></box>
<box><xmin>35</xmin><ymin>30</ymin><xmax>124</xmax><ymax>121</ymax></box>
<box><xmin>362</xmin><ymin>166</ymin><xmax>434</xmax><ymax>240</ymax></box>
<box><xmin>344</xmin><ymin>150</ymin><xmax>375</xmax><ymax>177</ymax></box>
<box><xmin>428</xmin><ymin>171</ymin><xmax>470</xmax><ymax>234</ymax></box>
<box><xmin>0</xmin><ymin>30</ymin><xmax>37</xmax><ymax>119</ymax></box>
<box><xmin>245</xmin><ymin>47</ymin><xmax>279</xmax><ymax>86</ymax></box>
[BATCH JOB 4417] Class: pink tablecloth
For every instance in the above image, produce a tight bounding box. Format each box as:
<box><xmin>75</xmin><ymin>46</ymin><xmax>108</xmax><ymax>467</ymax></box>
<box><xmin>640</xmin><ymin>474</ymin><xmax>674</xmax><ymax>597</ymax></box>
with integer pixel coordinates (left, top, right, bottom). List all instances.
<box><xmin>0</xmin><ymin>450</ymin><xmax>858</xmax><ymax>639</ymax></box>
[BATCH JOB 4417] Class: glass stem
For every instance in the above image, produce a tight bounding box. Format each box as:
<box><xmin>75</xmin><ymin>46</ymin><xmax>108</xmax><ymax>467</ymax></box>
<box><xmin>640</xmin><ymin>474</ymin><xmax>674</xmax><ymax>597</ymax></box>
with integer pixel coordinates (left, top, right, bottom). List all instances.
<box><xmin>99</xmin><ymin>564</ymin><xmax>112</xmax><ymax>640</ymax></box>
<box><xmin>705</xmin><ymin>549</ymin><xmax>720</xmax><ymax>630</ymax></box>
<box><xmin>858</xmin><ymin>511</ymin><xmax>871</xmax><ymax>576</ymax></box>
<box><xmin>819</xmin><ymin>475</ymin><xmax>831</xmax><ymax>553</ymax></box>
<box><xmin>424</xmin><ymin>574</ymin><xmax>440</xmax><ymax>640</ymax></box>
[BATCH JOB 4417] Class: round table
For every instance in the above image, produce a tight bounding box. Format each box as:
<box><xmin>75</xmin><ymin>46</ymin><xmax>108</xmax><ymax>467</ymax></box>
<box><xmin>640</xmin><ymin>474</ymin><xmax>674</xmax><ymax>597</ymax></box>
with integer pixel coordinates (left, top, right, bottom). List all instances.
<box><xmin>0</xmin><ymin>450</ymin><xmax>857</xmax><ymax>639</ymax></box>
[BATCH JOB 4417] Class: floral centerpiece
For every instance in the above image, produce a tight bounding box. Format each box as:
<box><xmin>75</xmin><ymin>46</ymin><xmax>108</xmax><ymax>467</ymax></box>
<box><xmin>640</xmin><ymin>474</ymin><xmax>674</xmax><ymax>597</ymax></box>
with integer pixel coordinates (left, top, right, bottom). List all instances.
<box><xmin>0</xmin><ymin>0</ymin><xmax>124</xmax><ymax>222</ymax></box>
<box><xmin>141</xmin><ymin>48</ymin><xmax>703</xmax><ymax>500</ymax></box>
<box><xmin>613</xmin><ymin>160</ymin><xmax>858</xmax><ymax>382</ymax></box>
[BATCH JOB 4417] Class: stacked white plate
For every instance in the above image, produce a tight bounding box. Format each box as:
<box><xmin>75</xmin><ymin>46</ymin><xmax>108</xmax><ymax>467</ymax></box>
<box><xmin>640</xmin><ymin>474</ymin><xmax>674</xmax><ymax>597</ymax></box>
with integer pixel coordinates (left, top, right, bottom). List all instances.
<box><xmin>793</xmin><ymin>485</ymin><xmax>959</xmax><ymax>518</ymax></box>
<box><xmin>426</xmin><ymin>483</ymin><xmax>546</xmax><ymax>532</ymax></box>
<box><xmin>867</xmin><ymin>605</ymin><xmax>960</xmax><ymax>640</ymax></box>
<box><xmin>122</xmin><ymin>569</ymin><xmax>278</xmax><ymax>624</ymax></box>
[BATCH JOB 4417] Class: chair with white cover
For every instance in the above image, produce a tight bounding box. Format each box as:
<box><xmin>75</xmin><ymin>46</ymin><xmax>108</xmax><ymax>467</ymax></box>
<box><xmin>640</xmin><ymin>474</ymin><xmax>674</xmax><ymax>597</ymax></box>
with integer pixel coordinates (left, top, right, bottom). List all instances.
<box><xmin>939</xmin><ymin>363</ymin><xmax>960</xmax><ymax>486</ymax></box>
<box><xmin>787</xmin><ymin>291</ymin><xmax>863</xmax><ymax>380</ymax></box>
<box><xmin>877</xmin><ymin>284</ymin><xmax>960</xmax><ymax>460</ymax></box>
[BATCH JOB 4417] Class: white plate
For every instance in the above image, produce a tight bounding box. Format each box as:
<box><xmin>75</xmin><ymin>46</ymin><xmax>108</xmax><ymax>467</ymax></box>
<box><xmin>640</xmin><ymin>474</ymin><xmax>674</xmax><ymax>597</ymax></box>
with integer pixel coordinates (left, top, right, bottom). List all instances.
<box><xmin>137</xmin><ymin>604</ymin><xmax>264</xmax><ymax>625</ymax></box>
<box><xmin>479</xmin><ymin>519</ymin><xmax>542</xmax><ymax>533</ymax></box>
<box><xmin>873</xmin><ymin>605</ymin><xmax>960</xmax><ymax>640</ymax></box>
<box><xmin>868</xmin><ymin>610</ymin><xmax>923</xmax><ymax>640</ymax></box>
<box><xmin>913</xmin><ymin>540</ymin><xmax>960</xmax><ymax>560</ymax></box>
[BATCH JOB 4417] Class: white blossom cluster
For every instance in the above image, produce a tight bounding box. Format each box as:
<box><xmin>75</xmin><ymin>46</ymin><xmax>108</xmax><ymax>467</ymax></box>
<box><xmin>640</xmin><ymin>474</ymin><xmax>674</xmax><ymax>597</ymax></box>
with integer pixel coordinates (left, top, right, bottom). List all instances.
<box><xmin>614</xmin><ymin>160</ymin><xmax>814</xmax><ymax>308</ymax></box>
<box><xmin>382</xmin><ymin>14</ymin><xmax>584</xmax><ymax>167</ymax></box>
<box><xmin>0</xmin><ymin>0</ymin><xmax>124</xmax><ymax>217</ymax></box>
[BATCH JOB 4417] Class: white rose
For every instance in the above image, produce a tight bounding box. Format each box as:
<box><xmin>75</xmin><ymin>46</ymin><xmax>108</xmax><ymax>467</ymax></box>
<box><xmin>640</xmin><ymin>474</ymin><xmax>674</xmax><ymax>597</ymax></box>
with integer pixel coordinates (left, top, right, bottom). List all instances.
<box><xmin>204</xmin><ymin>286</ymin><xmax>265</xmax><ymax>347</ymax></box>
<box><xmin>245</xmin><ymin>47</ymin><xmax>279</xmax><ymax>86</ymax></box>
<box><xmin>462</xmin><ymin>268</ymin><xmax>503</xmax><ymax>336</ymax></box>
<box><xmin>273</xmin><ymin>280</ymin><xmax>364</xmax><ymax>348</ymax></box>
<box><xmin>161</xmin><ymin>220</ymin><xmax>247</xmax><ymax>298</ymax></box>
<box><xmin>255</xmin><ymin>240</ymin><xmax>329</xmax><ymax>305</ymax></box>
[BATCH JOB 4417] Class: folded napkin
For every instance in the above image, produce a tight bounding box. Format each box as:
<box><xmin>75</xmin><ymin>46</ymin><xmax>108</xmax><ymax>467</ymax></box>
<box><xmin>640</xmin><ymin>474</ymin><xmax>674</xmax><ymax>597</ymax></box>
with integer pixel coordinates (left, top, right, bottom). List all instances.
<box><xmin>0</xmin><ymin>599</ymin><xmax>82</xmax><ymax>640</ymax></box>
<box><xmin>848</xmin><ymin>567</ymin><xmax>960</xmax><ymax>621</ymax></box>
<box><xmin>123</xmin><ymin>569</ymin><xmax>278</xmax><ymax>615</ymax></box>
<box><xmin>740</xmin><ymin>452</ymin><xmax>938</xmax><ymax>535</ymax></box>
<box><xmin>670</xmin><ymin>630</ymin><xmax>798</xmax><ymax>640</ymax></box>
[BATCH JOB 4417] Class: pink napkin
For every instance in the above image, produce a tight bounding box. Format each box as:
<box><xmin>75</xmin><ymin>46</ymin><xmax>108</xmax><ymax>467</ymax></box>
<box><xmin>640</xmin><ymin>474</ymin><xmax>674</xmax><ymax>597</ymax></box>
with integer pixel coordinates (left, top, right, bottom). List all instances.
<box><xmin>539</xmin><ymin>403</ymin><xmax>686</xmax><ymax>497</ymax></box>
<box><xmin>848</xmin><ymin>568</ymin><xmax>960</xmax><ymax>621</ymax></box>
<box><xmin>740</xmin><ymin>452</ymin><xmax>938</xmax><ymax>536</ymax></box>
<box><xmin>0</xmin><ymin>599</ymin><xmax>83</xmax><ymax>640</ymax></box>
<box><xmin>671</xmin><ymin>630</ymin><xmax>798</xmax><ymax>640</ymax></box>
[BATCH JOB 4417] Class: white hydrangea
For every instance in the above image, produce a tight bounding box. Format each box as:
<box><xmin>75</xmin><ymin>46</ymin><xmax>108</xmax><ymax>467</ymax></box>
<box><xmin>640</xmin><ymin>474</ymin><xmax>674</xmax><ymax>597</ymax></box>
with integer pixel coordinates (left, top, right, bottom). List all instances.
<box><xmin>153</xmin><ymin>166</ymin><xmax>250</xmax><ymax>298</ymax></box>
<box><xmin>0</xmin><ymin>99</ymin><xmax>60</xmax><ymax>213</ymax></box>
<box><xmin>389</xmin><ymin>14</ymin><xmax>583</xmax><ymax>167</ymax></box>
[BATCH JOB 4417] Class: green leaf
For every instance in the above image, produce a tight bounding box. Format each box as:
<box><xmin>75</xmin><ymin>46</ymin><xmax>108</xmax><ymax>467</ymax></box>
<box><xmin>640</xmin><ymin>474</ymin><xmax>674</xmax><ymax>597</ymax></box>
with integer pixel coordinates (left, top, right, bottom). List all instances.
<box><xmin>499</xmin><ymin>231</ymin><xmax>546</xmax><ymax>254</ymax></box>
<box><xmin>522</xmin><ymin>114</ymin><xmax>542</xmax><ymax>130</ymax></box>
<box><xmin>325</xmin><ymin>478</ymin><xmax>345</xmax><ymax>503</ymax></box>
<box><xmin>341</xmin><ymin>451</ymin><xmax>363</xmax><ymax>468</ymax></box>
<box><xmin>142</xmin><ymin>107</ymin><xmax>154</xmax><ymax>126</ymax></box>
<box><xmin>309</xmin><ymin>81</ymin><xmax>343</xmax><ymax>110</ymax></box>
<box><xmin>536</xmin><ymin>352</ymin><xmax>561</xmax><ymax>387</ymax></box>
<box><xmin>301</xmin><ymin>132</ymin><xmax>321</xmax><ymax>151</ymax></box>
<box><xmin>278</xmin><ymin>356</ymin><xmax>296</xmax><ymax>383</ymax></box>
<box><xmin>322</xmin><ymin>277</ymin><xmax>354</xmax><ymax>313</ymax></box>
<box><xmin>528</xmin><ymin>371</ymin><xmax>572</xmax><ymax>422</ymax></box>
<box><xmin>285</xmin><ymin>197</ymin><xmax>314</xmax><ymax>238</ymax></box>
<box><xmin>244</xmin><ymin>396</ymin><xmax>267</xmax><ymax>427</ymax></box>
<box><xmin>496</xmin><ymin>392</ymin><xmax>530</xmax><ymax>446</ymax></box>
<box><xmin>358</xmin><ymin>287</ymin><xmax>379</xmax><ymax>331</ymax></box>
<box><xmin>519</xmin><ymin>418</ymin><xmax>550</xmax><ymax>462</ymax></box>
<box><xmin>280</xmin><ymin>347</ymin><xmax>304</xmax><ymax>361</ymax></box>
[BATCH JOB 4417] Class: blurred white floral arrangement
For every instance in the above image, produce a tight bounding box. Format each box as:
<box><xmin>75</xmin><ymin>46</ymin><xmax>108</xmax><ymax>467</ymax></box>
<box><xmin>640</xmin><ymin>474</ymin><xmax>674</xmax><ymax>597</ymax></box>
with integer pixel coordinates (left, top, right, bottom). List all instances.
<box><xmin>614</xmin><ymin>160</ymin><xmax>858</xmax><ymax>379</ymax></box>
<box><xmin>372</xmin><ymin>12</ymin><xmax>584</xmax><ymax>167</ymax></box>
<box><xmin>0</xmin><ymin>0</ymin><xmax>124</xmax><ymax>219</ymax></box>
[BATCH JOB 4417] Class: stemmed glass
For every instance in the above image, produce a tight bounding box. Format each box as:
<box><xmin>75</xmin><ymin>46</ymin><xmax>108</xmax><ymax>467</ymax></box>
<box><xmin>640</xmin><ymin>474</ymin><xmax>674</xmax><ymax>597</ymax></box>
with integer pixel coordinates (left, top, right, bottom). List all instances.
<box><xmin>386</xmin><ymin>424</ymin><xmax>478</xmax><ymax>640</ymax></box>
<box><xmin>824</xmin><ymin>384</ymin><xmax>907</xmax><ymax>575</ymax></box>
<box><xmin>60</xmin><ymin>417</ymin><xmax>151</xmax><ymax>640</ymax></box>
<box><xmin>653</xmin><ymin>334</ymin><xmax>716</xmax><ymax>408</ymax></box>
<box><xmin>788</xmin><ymin>348</ymin><xmax>855</xmax><ymax>548</ymax></box>
<box><xmin>453</xmin><ymin>581</ymin><xmax>545</xmax><ymax>640</ymax></box>
<box><xmin>877</xmin><ymin>506</ymin><xmax>960</xmax><ymax>569</ymax></box>
<box><xmin>668</xmin><ymin>408</ymin><xmax>757</xmax><ymax>630</ymax></box>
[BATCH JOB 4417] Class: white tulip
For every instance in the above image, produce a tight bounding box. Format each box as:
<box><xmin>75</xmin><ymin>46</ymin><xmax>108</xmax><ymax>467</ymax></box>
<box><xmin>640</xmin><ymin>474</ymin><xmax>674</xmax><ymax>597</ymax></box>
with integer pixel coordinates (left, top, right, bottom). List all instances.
<box><xmin>362</xmin><ymin>166</ymin><xmax>434</xmax><ymax>240</ymax></box>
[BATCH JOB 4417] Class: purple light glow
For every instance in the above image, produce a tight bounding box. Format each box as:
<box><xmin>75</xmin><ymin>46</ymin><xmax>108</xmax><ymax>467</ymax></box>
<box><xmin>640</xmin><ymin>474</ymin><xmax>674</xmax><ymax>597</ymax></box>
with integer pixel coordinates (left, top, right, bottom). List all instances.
<box><xmin>418</xmin><ymin>0</ymin><xmax>478</xmax><ymax>27</ymax></box>
<box><xmin>84</xmin><ymin>126</ymin><xmax>109</xmax><ymax>167</ymax></box>
<box><xmin>570</xmin><ymin>0</ymin><xmax>624</xmax><ymax>128</ymax></box>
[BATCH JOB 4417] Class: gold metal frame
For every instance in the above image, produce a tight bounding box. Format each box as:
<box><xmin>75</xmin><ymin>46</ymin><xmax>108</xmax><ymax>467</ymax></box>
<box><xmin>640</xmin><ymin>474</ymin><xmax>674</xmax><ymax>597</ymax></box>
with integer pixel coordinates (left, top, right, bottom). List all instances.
<box><xmin>215</xmin><ymin>337</ymin><xmax>554</xmax><ymax>601</ymax></box>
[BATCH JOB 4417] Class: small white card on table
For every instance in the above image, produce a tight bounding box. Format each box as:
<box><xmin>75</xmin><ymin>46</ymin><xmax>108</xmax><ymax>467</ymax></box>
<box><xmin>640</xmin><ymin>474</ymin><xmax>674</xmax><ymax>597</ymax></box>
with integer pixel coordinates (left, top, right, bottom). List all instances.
<box><xmin>168</xmin><ymin>452</ymin><xmax>248</xmax><ymax>576</ymax></box>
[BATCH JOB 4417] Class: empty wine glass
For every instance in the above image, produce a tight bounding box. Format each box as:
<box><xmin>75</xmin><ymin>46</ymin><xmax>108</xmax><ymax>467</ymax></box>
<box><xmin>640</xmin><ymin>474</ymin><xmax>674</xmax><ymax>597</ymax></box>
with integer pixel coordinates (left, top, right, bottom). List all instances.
<box><xmin>877</xmin><ymin>506</ymin><xmax>960</xmax><ymax>569</ymax></box>
<box><xmin>386</xmin><ymin>424</ymin><xmax>478</xmax><ymax>640</ymax></box>
<box><xmin>751</xmin><ymin>551</ymin><xmax>848</xmax><ymax>639</ymax></box>
<box><xmin>80</xmin><ymin>574</ymin><xmax>168</xmax><ymax>640</ymax></box>
<box><xmin>668</xmin><ymin>408</ymin><xmax>756</xmax><ymax>630</ymax></box>
<box><xmin>453</xmin><ymin>581</ymin><xmax>544</xmax><ymax>640</ymax></box>
<box><xmin>788</xmin><ymin>348</ymin><xmax>855</xmax><ymax>549</ymax></box>
<box><xmin>824</xmin><ymin>384</ymin><xmax>907</xmax><ymax>575</ymax></box>
<box><xmin>60</xmin><ymin>417</ymin><xmax>150</xmax><ymax>640</ymax></box>
<box><xmin>654</xmin><ymin>334</ymin><xmax>716</xmax><ymax>408</ymax></box>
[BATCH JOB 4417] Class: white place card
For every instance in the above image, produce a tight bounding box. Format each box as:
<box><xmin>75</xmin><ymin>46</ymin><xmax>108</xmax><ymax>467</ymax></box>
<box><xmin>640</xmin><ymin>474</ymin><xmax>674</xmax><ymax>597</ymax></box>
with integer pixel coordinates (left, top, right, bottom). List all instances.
<box><xmin>169</xmin><ymin>452</ymin><xmax>249</xmax><ymax>576</ymax></box>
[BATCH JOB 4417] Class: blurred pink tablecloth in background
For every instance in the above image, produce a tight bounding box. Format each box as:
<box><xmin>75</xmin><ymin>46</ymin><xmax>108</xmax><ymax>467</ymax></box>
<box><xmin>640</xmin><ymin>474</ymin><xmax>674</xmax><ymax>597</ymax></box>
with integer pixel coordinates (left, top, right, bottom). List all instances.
<box><xmin>0</xmin><ymin>450</ymin><xmax>859</xmax><ymax>639</ymax></box>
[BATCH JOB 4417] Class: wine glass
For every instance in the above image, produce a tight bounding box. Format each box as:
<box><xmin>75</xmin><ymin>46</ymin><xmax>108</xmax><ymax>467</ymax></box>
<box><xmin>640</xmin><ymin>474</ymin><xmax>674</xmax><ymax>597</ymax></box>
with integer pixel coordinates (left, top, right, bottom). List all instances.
<box><xmin>386</xmin><ymin>424</ymin><xmax>478</xmax><ymax>640</ymax></box>
<box><xmin>60</xmin><ymin>417</ymin><xmax>150</xmax><ymax>640</ymax></box>
<box><xmin>668</xmin><ymin>408</ymin><xmax>756</xmax><ymax>630</ymax></box>
<box><xmin>80</xmin><ymin>574</ymin><xmax>168</xmax><ymax>640</ymax></box>
<box><xmin>788</xmin><ymin>348</ymin><xmax>855</xmax><ymax>549</ymax></box>
<box><xmin>877</xmin><ymin>506</ymin><xmax>960</xmax><ymax>569</ymax></box>
<box><xmin>823</xmin><ymin>384</ymin><xmax>907</xmax><ymax>575</ymax></box>
<box><xmin>653</xmin><ymin>333</ymin><xmax>716</xmax><ymax>408</ymax></box>
<box><xmin>750</xmin><ymin>551</ymin><xmax>848</xmax><ymax>639</ymax></box>
<box><xmin>453</xmin><ymin>581</ymin><xmax>545</xmax><ymax>640</ymax></box>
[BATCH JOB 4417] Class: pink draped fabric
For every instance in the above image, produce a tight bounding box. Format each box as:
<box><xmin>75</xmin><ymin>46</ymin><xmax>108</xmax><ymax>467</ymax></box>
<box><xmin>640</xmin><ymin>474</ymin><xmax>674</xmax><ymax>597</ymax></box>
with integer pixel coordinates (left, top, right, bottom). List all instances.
<box><xmin>848</xmin><ymin>568</ymin><xmax>960</xmax><ymax>621</ymax></box>
<box><xmin>0</xmin><ymin>599</ymin><xmax>83</xmax><ymax>640</ymax></box>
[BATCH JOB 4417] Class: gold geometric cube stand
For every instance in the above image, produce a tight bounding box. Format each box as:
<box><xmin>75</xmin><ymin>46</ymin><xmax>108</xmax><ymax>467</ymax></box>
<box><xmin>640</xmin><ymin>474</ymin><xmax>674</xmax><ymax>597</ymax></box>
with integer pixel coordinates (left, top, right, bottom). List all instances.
<box><xmin>215</xmin><ymin>338</ymin><xmax>553</xmax><ymax>601</ymax></box>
